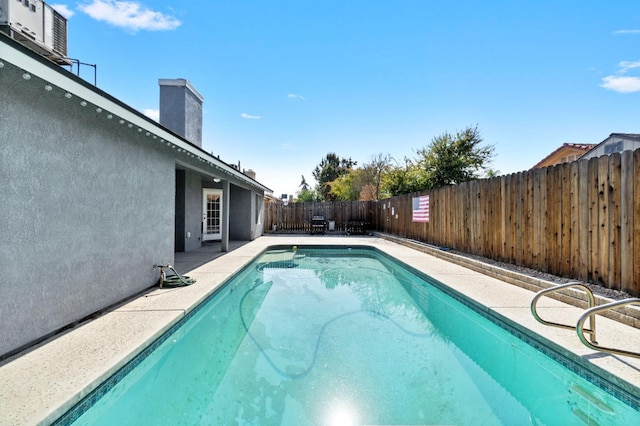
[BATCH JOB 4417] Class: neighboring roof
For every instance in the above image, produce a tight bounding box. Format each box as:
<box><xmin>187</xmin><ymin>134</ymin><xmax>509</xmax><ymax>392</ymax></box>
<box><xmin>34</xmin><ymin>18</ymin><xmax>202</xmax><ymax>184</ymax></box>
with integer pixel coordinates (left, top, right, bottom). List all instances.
<box><xmin>609</xmin><ymin>133</ymin><xmax>640</xmax><ymax>141</ymax></box>
<box><xmin>577</xmin><ymin>133</ymin><xmax>640</xmax><ymax>161</ymax></box>
<box><xmin>0</xmin><ymin>32</ymin><xmax>272</xmax><ymax>194</ymax></box>
<box><xmin>264</xmin><ymin>193</ymin><xmax>284</xmax><ymax>203</ymax></box>
<box><xmin>531</xmin><ymin>143</ymin><xmax>596</xmax><ymax>169</ymax></box>
<box><xmin>589</xmin><ymin>133</ymin><xmax>640</xmax><ymax>148</ymax></box>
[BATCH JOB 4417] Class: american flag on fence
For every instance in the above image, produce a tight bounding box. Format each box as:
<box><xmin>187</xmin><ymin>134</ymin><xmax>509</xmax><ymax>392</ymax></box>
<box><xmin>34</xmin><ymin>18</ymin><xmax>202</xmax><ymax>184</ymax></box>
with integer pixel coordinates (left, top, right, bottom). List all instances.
<box><xmin>412</xmin><ymin>195</ymin><xmax>430</xmax><ymax>222</ymax></box>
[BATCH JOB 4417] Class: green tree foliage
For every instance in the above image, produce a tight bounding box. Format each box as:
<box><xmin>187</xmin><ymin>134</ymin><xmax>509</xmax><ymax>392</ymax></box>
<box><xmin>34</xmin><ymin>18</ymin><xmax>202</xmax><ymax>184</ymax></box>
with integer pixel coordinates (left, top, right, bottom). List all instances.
<box><xmin>327</xmin><ymin>153</ymin><xmax>393</xmax><ymax>201</ymax></box>
<box><xmin>312</xmin><ymin>153</ymin><xmax>357</xmax><ymax>201</ymax></box>
<box><xmin>417</xmin><ymin>125</ymin><xmax>494</xmax><ymax>189</ymax></box>
<box><xmin>295</xmin><ymin>174</ymin><xmax>320</xmax><ymax>202</ymax></box>
<box><xmin>329</xmin><ymin>168</ymin><xmax>369</xmax><ymax>201</ymax></box>
<box><xmin>328</xmin><ymin>174</ymin><xmax>359</xmax><ymax>201</ymax></box>
<box><xmin>303</xmin><ymin>128</ymin><xmax>493</xmax><ymax>200</ymax></box>
<box><xmin>484</xmin><ymin>168</ymin><xmax>501</xmax><ymax>178</ymax></box>
<box><xmin>362</xmin><ymin>153</ymin><xmax>393</xmax><ymax>200</ymax></box>
<box><xmin>296</xmin><ymin>187</ymin><xmax>321</xmax><ymax>202</ymax></box>
<box><xmin>381</xmin><ymin>126</ymin><xmax>494</xmax><ymax>196</ymax></box>
<box><xmin>381</xmin><ymin>157</ymin><xmax>426</xmax><ymax>197</ymax></box>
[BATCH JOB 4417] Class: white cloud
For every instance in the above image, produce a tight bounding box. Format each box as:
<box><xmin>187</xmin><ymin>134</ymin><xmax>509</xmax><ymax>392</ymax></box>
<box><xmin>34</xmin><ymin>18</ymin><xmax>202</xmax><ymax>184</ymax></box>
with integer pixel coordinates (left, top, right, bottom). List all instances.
<box><xmin>601</xmin><ymin>60</ymin><xmax>640</xmax><ymax>93</ymax></box>
<box><xmin>600</xmin><ymin>76</ymin><xmax>640</xmax><ymax>93</ymax></box>
<box><xmin>288</xmin><ymin>93</ymin><xmax>305</xmax><ymax>100</ymax></box>
<box><xmin>51</xmin><ymin>4</ymin><xmax>74</xmax><ymax>18</ymax></box>
<box><xmin>144</xmin><ymin>108</ymin><xmax>159</xmax><ymax>121</ymax></box>
<box><xmin>78</xmin><ymin>0</ymin><xmax>181</xmax><ymax>32</ymax></box>
<box><xmin>241</xmin><ymin>113</ymin><xmax>262</xmax><ymax>120</ymax></box>
<box><xmin>613</xmin><ymin>29</ymin><xmax>640</xmax><ymax>35</ymax></box>
<box><xmin>618</xmin><ymin>61</ymin><xmax>640</xmax><ymax>73</ymax></box>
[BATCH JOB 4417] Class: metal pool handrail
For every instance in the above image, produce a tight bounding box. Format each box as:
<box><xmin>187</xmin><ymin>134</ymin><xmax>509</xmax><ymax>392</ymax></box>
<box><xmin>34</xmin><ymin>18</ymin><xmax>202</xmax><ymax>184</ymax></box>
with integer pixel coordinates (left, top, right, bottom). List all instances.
<box><xmin>531</xmin><ymin>282</ymin><xmax>597</xmax><ymax>344</ymax></box>
<box><xmin>577</xmin><ymin>298</ymin><xmax>640</xmax><ymax>359</ymax></box>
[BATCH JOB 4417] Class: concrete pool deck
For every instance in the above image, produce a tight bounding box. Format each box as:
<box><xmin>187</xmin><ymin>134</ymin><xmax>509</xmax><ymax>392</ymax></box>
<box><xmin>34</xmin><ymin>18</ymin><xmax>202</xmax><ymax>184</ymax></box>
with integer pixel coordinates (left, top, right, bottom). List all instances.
<box><xmin>1</xmin><ymin>235</ymin><xmax>640</xmax><ymax>424</ymax></box>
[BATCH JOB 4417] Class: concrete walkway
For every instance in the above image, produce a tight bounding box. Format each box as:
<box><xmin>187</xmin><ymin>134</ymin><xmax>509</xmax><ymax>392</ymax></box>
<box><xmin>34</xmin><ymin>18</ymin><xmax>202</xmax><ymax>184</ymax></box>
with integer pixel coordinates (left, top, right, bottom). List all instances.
<box><xmin>172</xmin><ymin>240</ymin><xmax>249</xmax><ymax>274</ymax></box>
<box><xmin>1</xmin><ymin>236</ymin><xmax>639</xmax><ymax>425</ymax></box>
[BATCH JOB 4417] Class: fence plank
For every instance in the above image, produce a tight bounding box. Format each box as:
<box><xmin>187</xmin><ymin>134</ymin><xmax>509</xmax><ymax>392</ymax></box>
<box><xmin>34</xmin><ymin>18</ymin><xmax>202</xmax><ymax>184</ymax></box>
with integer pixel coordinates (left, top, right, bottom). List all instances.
<box><xmin>620</xmin><ymin>150</ymin><xmax>634</xmax><ymax>293</ymax></box>
<box><xmin>560</xmin><ymin>163</ymin><xmax>571</xmax><ymax>277</ymax></box>
<box><xmin>569</xmin><ymin>162</ymin><xmax>579</xmax><ymax>277</ymax></box>
<box><xmin>634</xmin><ymin>149</ymin><xmax>640</xmax><ymax>296</ymax></box>
<box><xmin>588</xmin><ymin>157</ymin><xmax>599</xmax><ymax>283</ymax></box>
<box><xmin>514</xmin><ymin>172</ymin><xmax>524</xmax><ymax>265</ymax></box>
<box><xmin>533</xmin><ymin>169</ymin><xmax>543</xmax><ymax>269</ymax></box>
<box><xmin>577</xmin><ymin>159</ymin><xmax>590</xmax><ymax>281</ymax></box>
<box><xmin>609</xmin><ymin>154</ymin><xmax>622</xmax><ymax>289</ymax></box>
<box><xmin>475</xmin><ymin>180</ymin><xmax>483</xmax><ymax>255</ymax></box>
<box><xmin>540</xmin><ymin>168</ymin><xmax>550</xmax><ymax>272</ymax></box>
<box><xmin>597</xmin><ymin>155</ymin><xmax>610</xmax><ymax>286</ymax></box>
<box><xmin>524</xmin><ymin>171</ymin><xmax>534</xmax><ymax>267</ymax></box>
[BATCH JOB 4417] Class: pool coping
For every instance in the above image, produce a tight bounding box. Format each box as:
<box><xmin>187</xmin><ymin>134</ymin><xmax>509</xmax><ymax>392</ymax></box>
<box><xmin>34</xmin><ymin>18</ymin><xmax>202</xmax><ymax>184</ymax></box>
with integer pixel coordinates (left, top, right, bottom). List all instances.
<box><xmin>1</xmin><ymin>236</ymin><xmax>640</xmax><ymax>425</ymax></box>
<box><xmin>377</xmin><ymin>233</ymin><xmax>640</xmax><ymax>328</ymax></box>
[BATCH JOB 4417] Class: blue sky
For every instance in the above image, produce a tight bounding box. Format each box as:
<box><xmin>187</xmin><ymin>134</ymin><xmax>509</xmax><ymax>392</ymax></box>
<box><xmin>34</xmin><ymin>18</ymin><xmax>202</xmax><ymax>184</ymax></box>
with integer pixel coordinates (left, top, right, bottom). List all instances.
<box><xmin>52</xmin><ymin>0</ymin><xmax>640</xmax><ymax>198</ymax></box>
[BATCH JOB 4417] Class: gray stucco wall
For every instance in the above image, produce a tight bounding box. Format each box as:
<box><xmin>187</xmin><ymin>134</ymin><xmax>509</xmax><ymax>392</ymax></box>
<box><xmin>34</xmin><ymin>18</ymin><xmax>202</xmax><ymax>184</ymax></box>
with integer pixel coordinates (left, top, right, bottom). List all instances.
<box><xmin>183</xmin><ymin>89</ymin><xmax>203</xmax><ymax>145</ymax></box>
<box><xmin>174</xmin><ymin>170</ymin><xmax>186</xmax><ymax>252</ymax></box>
<box><xmin>229</xmin><ymin>186</ymin><xmax>264</xmax><ymax>240</ymax></box>
<box><xmin>184</xmin><ymin>170</ymin><xmax>205</xmax><ymax>251</ymax></box>
<box><xmin>229</xmin><ymin>186</ymin><xmax>253</xmax><ymax>240</ymax></box>
<box><xmin>159</xmin><ymin>82</ymin><xmax>203</xmax><ymax>146</ymax></box>
<box><xmin>0</xmin><ymin>65</ymin><xmax>175</xmax><ymax>357</ymax></box>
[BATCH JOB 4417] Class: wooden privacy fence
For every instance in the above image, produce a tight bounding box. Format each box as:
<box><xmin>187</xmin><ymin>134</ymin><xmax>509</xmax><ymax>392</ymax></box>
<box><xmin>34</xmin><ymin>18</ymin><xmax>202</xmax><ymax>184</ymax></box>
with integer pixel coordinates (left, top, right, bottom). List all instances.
<box><xmin>265</xmin><ymin>149</ymin><xmax>640</xmax><ymax>296</ymax></box>
<box><xmin>265</xmin><ymin>200</ymin><xmax>377</xmax><ymax>233</ymax></box>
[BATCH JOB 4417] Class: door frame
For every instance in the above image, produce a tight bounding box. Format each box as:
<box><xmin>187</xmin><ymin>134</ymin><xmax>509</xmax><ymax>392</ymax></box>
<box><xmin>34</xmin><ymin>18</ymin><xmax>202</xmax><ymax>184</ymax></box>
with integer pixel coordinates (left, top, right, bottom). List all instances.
<box><xmin>202</xmin><ymin>188</ymin><xmax>223</xmax><ymax>241</ymax></box>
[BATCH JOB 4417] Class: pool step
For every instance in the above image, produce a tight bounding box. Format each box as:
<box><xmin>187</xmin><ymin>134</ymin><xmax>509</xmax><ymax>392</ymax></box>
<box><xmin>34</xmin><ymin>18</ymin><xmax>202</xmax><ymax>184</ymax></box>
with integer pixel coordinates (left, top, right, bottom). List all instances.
<box><xmin>569</xmin><ymin>383</ymin><xmax>615</xmax><ymax>426</ymax></box>
<box><xmin>572</xmin><ymin>407</ymin><xmax>600</xmax><ymax>426</ymax></box>
<box><xmin>570</xmin><ymin>384</ymin><xmax>615</xmax><ymax>414</ymax></box>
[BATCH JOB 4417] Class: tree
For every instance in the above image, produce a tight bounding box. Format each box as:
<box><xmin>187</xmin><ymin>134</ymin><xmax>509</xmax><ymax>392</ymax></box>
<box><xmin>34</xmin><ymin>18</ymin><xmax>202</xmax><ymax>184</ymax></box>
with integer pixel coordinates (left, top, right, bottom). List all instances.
<box><xmin>362</xmin><ymin>153</ymin><xmax>393</xmax><ymax>200</ymax></box>
<box><xmin>312</xmin><ymin>153</ymin><xmax>357</xmax><ymax>201</ymax></box>
<box><xmin>358</xmin><ymin>184</ymin><xmax>377</xmax><ymax>201</ymax></box>
<box><xmin>381</xmin><ymin>157</ymin><xmax>427</xmax><ymax>197</ymax></box>
<box><xmin>328</xmin><ymin>173</ymin><xmax>360</xmax><ymax>201</ymax></box>
<box><xmin>296</xmin><ymin>187</ymin><xmax>321</xmax><ymax>202</ymax></box>
<box><xmin>416</xmin><ymin>125</ymin><xmax>494</xmax><ymax>189</ymax></box>
<box><xmin>322</xmin><ymin>153</ymin><xmax>393</xmax><ymax>201</ymax></box>
<box><xmin>484</xmin><ymin>168</ymin><xmax>501</xmax><ymax>178</ymax></box>
<box><xmin>295</xmin><ymin>174</ymin><xmax>320</xmax><ymax>202</ymax></box>
<box><xmin>329</xmin><ymin>168</ymin><xmax>372</xmax><ymax>201</ymax></box>
<box><xmin>299</xmin><ymin>175</ymin><xmax>310</xmax><ymax>191</ymax></box>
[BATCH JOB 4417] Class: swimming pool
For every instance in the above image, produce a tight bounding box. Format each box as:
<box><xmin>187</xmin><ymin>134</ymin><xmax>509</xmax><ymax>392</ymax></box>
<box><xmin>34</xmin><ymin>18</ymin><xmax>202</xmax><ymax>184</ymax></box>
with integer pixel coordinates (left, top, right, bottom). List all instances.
<box><xmin>57</xmin><ymin>246</ymin><xmax>640</xmax><ymax>425</ymax></box>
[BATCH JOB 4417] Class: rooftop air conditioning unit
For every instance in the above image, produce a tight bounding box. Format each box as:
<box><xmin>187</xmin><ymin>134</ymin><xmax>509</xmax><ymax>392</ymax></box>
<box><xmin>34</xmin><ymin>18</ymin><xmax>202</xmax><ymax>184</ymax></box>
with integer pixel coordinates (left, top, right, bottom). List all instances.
<box><xmin>0</xmin><ymin>0</ymin><xmax>70</xmax><ymax>65</ymax></box>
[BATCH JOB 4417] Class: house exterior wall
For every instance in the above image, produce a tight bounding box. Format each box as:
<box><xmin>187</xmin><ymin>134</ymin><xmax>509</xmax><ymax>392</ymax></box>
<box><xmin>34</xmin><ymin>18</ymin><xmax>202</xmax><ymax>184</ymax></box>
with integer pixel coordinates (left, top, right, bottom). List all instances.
<box><xmin>1</xmin><ymin>36</ymin><xmax>271</xmax><ymax>357</ymax></box>
<box><xmin>581</xmin><ymin>135</ymin><xmax>640</xmax><ymax>160</ymax></box>
<box><xmin>229</xmin><ymin>186</ymin><xmax>253</xmax><ymax>240</ymax></box>
<box><xmin>228</xmin><ymin>185</ymin><xmax>264</xmax><ymax>240</ymax></box>
<box><xmin>184</xmin><ymin>169</ymin><xmax>205</xmax><ymax>251</ymax></box>
<box><xmin>174</xmin><ymin>170</ymin><xmax>186</xmax><ymax>252</ymax></box>
<box><xmin>0</xmin><ymin>64</ymin><xmax>175</xmax><ymax>357</ymax></box>
<box><xmin>534</xmin><ymin>147</ymin><xmax>587</xmax><ymax>168</ymax></box>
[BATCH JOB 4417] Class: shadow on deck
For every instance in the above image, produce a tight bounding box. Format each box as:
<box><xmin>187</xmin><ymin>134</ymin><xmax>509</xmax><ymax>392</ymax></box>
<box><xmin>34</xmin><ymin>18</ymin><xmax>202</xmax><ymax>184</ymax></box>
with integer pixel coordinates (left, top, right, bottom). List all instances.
<box><xmin>173</xmin><ymin>241</ymin><xmax>249</xmax><ymax>274</ymax></box>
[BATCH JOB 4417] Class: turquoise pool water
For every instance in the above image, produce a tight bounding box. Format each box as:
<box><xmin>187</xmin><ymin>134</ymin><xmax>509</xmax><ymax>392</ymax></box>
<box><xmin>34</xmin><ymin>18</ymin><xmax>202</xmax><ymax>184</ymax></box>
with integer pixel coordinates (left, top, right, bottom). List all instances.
<box><xmin>62</xmin><ymin>247</ymin><xmax>639</xmax><ymax>425</ymax></box>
